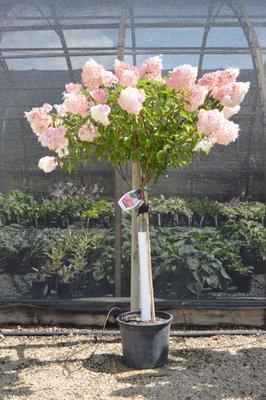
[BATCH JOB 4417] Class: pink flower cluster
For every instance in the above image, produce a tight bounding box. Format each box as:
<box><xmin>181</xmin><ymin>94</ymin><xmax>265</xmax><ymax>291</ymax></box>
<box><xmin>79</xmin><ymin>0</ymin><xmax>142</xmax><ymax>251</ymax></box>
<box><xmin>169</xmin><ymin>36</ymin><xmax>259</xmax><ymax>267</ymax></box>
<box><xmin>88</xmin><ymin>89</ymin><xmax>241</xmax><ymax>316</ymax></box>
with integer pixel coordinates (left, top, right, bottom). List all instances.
<box><xmin>63</xmin><ymin>93</ymin><xmax>90</xmax><ymax>117</ymax></box>
<box><xmin>198</xmin><ymin>68</ymin><xmax>239</xmax><ymax>88</ymax></box>
<box><xmin>211</xmin><ymin>82</ymin><xmax>250</xmax><ymax>108</ymax></box>
<box><xmin>222</xmin><ymin>105</ymin><xmax>240</xmax><ymax>119</ymax></box>
<box><xmin>90</xmin><ymin>88</ymin><xmax>107</xmax><ymax>104</ymax></box>
<box><xmin>167</xmin><ymin>65</ymin><xmax>197</xmax><ymax>90</ymax></box>
<box><xmin>25</xmin><ymin>56</ymin><xmax>250</xmax><ymax>173</ymax></box>
<box><xmin>197</xmin><ymin>109</ymin><xmax>239</xmax><ymax>146</ymax></box>
<box><xmin>199</xmin><ymin>69</ymin><xmax>249</xmax><ymax>108</ymax></box>
<box><xmin>55</xmin><ymin>103</ymin><xmax>68</xmax><ymax>117</ymax></box>
<box><xmin>114</xmin><ymin>56</ymin><xmax>162</xmax><ymax>88</ymax></box>
<box><xmin>118</xmin><ymin>87</ymin><xmax>146</xmax><ymax>115</ymax></box>
<box><xmin>167</xmin><ymin>65</ymin><xmax>207</xmax><ymax>111</ymax></box>
<box><xmin>184</xmin><ymin>84</ymin><xmax>208</xmax><ymax>112</ymax></box>
<box><xmin>39</xmin><ymin>126</ymin><xmax>68</xmax><ymax>154</ymax></box>
<box><xmin>82</xmin><ymin>58</ymin><xmax>117</xmax><ymax>90</ymax></box>
<box><xmin>38</xmin><ymin>156</ymin><xmax>57</xmax><ymax>173</ymax></box>
<box><xmin>141</xmin><ymin>55</ymin><xmax>162</xmax><ymax>81</ymax></box>
<box><xmin>65</xmin><ymin>83</ymin><xmax>82</xmax><ymax>94</ymax></box>
<box><xmin>115</xmin><ymin>60</ymin><xmax>140</xmax><ymax>87</ymax></box>
<box><xmin>78</xmin><ymin>124</ymin><xmax>100</xmax><ymax>142</ymax></box>
<box><xmin>90</xmin><ymin>104</ymin><xmax>111</xmax><ymax>126</ymax></box>
<box><xmin>25</xmin><ymin>103</ymin><xmax>52</xmax><ymax>135</ymax></box>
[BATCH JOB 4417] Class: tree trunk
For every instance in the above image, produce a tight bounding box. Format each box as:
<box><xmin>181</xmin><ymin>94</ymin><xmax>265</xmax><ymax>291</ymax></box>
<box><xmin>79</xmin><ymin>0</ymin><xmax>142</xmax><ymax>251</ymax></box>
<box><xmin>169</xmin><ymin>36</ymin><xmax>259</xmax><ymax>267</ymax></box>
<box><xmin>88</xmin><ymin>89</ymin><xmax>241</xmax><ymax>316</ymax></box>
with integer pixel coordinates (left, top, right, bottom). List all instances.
<box><xmin>130</xmin><ymin>163</ymin><xmax>155</xmax><ymax>321</ymax></box>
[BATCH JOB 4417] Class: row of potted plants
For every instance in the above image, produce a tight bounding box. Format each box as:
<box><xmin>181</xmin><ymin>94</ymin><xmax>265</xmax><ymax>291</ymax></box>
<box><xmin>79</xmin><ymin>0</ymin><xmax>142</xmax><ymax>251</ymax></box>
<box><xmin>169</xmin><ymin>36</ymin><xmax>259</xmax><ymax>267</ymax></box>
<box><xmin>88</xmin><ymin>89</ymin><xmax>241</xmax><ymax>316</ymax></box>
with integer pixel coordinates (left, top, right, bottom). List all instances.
<box><xmin>91</xmin><ymin>218</ymin><xmax>265</xmax><ymax>298</ymax></box>
<box><xmin>0</xmin><ymin>189</ymin><xmax>114</xmax><ymax>228</ymax></box>
<box><xmin>151</xmin><ymin>196</ymin><xmax>265</xmax><ymax>227</ymax></box>
<box><xmin>31</xmin><ymin>231</ymin><xmax>103</xmax><ymax>298</ymax></box>
<box><xmin>0</xmin><ymin>189</ymin><xmax>264</xmax><ymax>229</ymax></box>
<box><xmin>0</xmin><ymin>218</ymin><xmax>264</xmax><ymax>299</ymax></box>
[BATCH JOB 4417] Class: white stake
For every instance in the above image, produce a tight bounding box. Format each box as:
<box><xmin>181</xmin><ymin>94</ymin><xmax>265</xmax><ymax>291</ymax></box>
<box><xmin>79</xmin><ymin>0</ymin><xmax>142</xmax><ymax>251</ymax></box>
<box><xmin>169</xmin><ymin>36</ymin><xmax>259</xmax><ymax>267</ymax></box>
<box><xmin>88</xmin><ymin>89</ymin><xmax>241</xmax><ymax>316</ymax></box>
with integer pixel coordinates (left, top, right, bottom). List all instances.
<box><xmin>138</xmin><ymin>231</ymin><xmax>151</xmax><ymax>321</ymax></box>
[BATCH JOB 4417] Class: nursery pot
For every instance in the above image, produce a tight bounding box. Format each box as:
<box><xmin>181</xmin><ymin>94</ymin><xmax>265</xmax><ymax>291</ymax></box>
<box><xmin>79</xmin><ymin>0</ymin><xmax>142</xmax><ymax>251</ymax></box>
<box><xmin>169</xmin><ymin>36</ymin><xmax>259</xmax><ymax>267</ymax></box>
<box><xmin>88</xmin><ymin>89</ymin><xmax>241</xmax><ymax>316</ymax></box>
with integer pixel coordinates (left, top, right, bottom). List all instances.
<box><xmin>237</xmin><ymin>273</ymin><xmax>253</xmax><ymax>293</ymax></box>
<box><xmin>32</xmin><ymin>280</ymin><xmax>49</xmax><ymax>299</ymax></box>
<box><xmin>57</xmin><ymin>282</ymin><xmax>73</xmax><ymax>298</ymax></box>
<box><xmin>252</xmin><ymin>259</ymin><xmax>265</xmax><ymax>275</ymax></box>
<box><xmin>117</xmin><ymin>311</ymin><xmax>173</xmax><ymax>369</ymax></box>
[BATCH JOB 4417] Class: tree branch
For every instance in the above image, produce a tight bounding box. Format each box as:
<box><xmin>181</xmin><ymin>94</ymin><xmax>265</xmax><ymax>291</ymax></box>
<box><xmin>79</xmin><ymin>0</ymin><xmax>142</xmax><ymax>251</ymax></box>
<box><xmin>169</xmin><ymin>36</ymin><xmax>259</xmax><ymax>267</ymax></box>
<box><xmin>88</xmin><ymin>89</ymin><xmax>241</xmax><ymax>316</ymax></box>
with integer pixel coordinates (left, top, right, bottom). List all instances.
<box><xmin>116</xmin><ymin>163</ymin><xmax>131</xmax><ymax>189</ymax></box>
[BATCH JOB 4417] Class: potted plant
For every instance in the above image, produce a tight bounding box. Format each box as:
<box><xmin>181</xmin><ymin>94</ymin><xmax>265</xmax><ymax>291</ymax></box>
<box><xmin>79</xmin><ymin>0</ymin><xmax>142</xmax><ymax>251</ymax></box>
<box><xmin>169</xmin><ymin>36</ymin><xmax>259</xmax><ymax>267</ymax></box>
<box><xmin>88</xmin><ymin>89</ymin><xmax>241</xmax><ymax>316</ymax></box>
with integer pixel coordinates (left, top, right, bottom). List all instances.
<box><xmin>2</xmin><ymin>190</ymin><xmax>38</xmax><ymax>227</ymax></box>
<box><xmin>0</xmin><ymin>226</ymin><xmax>29</xmax><ymax>273</ymax></box>
<box><xmin>227</xmin><ymin>262</ymin><xmax>253</xmax><ymax>293</ymax></box>
<box><xmin>83</xmin><ymin>199</ymin><xmax>115</xmax><ymax>228</ymax></box>
<box><xmin>57</xmin><ymin>266</ymin><xmax>75</xmax><ymax>298</ymax></box>
<box><xmin>46</xmin><ymin>231</ymin><xmax>103</xmax><ymax>298</ymax></box>
<box><xmin>151</xmin><ymin>196</ymin><xmax>192</xmax><ymax>227</ymax></box>
<box><xmin>237</xmin><ymin>201</ymin><xmax>265</xmax><ymax>224</ymax></box>
<box><xmin>26</xmin><ymin>56</ymin><xmax>249</xmax><ymax>368</ymax></box>
<box><xmin>221</xmin><ymin>219</ymin><xmax>265</xmax><ymax>275</ymax></box>
<box><xmin>150</xmin><ymin>227</ymin><xmax>231</xmax><ymax>298</ymax></box>
<box><xmin>31</xmin><ymin>267</ymin><xmax>49</xmax><ymax>299</ymax></box>
<box><xmin>186</xmin><ymin>227</ymin><xmax>254</xmax><ymax>292</ymax></box>
<box><xmin>190</xmin><ymin>198</ymin><xmax>222</xmax><ymax>228</ymax></box>
<box><xmin>219</xmin><ymin>201</ymin><xmax>239</xmax><ymax>222</ymax></box>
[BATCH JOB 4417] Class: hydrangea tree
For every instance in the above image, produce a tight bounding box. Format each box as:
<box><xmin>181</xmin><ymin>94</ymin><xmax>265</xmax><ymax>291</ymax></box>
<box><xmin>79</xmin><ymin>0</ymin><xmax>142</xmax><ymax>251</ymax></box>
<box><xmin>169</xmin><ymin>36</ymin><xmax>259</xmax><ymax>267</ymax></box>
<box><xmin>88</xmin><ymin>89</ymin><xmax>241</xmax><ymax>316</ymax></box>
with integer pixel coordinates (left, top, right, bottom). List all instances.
<box><xmin>26</xmin><ymin>56</ymin><xmax>249</xmax><ymax>321</ymax></box>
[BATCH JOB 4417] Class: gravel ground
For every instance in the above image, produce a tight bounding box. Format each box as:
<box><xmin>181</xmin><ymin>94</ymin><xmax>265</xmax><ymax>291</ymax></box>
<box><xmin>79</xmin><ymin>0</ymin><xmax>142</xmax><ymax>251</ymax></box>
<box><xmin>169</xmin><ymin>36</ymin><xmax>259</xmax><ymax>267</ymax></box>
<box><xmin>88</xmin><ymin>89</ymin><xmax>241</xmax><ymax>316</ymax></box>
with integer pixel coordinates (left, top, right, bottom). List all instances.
<box><xmin>0</xmin><ymin>331</ymin><xmax>265</xmax><ymax>400</ymax></box>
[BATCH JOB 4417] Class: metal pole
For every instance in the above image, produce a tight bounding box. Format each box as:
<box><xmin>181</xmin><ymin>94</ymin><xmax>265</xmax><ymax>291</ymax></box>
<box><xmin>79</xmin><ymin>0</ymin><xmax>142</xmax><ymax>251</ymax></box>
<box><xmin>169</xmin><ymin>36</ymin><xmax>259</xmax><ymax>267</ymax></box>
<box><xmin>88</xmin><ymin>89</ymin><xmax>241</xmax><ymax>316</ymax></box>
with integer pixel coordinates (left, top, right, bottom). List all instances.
<box><xmin>114</xmin><ymin>2</ymin><xmax>128</xmax><ymax>297</ymax></box>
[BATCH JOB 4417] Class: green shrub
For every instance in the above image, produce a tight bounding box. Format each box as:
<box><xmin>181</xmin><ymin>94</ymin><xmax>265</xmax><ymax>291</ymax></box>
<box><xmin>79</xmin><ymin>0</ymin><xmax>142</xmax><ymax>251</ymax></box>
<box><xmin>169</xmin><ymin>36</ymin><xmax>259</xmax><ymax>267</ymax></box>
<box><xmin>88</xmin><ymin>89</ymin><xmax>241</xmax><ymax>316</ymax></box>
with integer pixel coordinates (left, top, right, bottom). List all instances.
<box><xmin>184</xmin><ymin>227</ymin><xmax>252</xmax><ymax>276</ymax></box>
<box><xmin>221</xmin><ymin>219</ymin><xmax>266</xmax><ymax>265</ymax></box>
<box><xmin>0</xmin><ymin>226</ymin><xmax>29</xmax><ymax>267</ymax></box>
<box><xmin>189</xmin><ymin>198</ymin><xmax>222</xmax><ymax>217</ymax></box>
<box><xmin>219</xmin><ymin>201</ymin><xmax>265</xmax><ymax>221</ymax></box>
<box><xmin>46</xmin><ymin>231</ymin><xmax>103</xmax><ymax>283</ymax></box>
<box><xmin>2</xmin><ymin>190</ymin><xmax>38</xmax><ymax>224</ymax></box>
<box><xmin>237</xmin><ymin>202</ymin><xmax>265</xmax><ymax>221</ymax></box>
<box><xmin>152</xmin><ymin>196</ymin><xmax>192</xmax><ymax>217</ymax></box>
<box><xmin>83</xmin><ymin>199</ymin><xmax>115</xmax><ymax>220</ymax></box>
<box><xmin>0</xmin><ymin>227</ymin><xmax>64</xmax><ymax>270</ymax></box>
<box><xmin>38</xmin><ymin>195</ymin><xmax>92</xmax><ymax>225</ymax></box>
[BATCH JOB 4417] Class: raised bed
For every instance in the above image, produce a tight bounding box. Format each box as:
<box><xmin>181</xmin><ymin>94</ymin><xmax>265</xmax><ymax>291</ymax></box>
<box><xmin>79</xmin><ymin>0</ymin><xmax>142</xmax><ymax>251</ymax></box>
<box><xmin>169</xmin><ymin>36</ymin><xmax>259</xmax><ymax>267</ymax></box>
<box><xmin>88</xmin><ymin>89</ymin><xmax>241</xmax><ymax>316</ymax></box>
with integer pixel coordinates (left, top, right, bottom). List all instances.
<box><xmin>0</xmin><ymin>298</ymin><xmax>265</xmax><ymax>328</ymax></box>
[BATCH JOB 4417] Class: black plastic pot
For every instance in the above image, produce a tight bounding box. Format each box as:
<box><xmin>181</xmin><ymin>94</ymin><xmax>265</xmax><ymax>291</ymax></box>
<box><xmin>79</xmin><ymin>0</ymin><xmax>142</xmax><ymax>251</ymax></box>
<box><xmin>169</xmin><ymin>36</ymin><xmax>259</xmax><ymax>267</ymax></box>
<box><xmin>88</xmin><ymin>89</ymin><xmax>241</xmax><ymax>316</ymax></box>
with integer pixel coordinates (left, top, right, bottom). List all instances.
<box><xmin>241</xmin><ymin>252</ymin><xmax>265</xmax><ymax>275</ymax></box>
<box><xmin>32</xmin><ymin>280</ymin><xmax>49</xmax><ymax>299</ymax></box>
<box><xmin>151</xmin><ymin>213</ymin><xmax>175</xmax><ymax>227</ymax></box>
<box><xmin>57</xmin><ymin>282</ymin><xmax>73</xmax><ymax>298</ymax></box>
<box><xmin>46</xmin><ymin>274</ymin><xmax>58</xmax><ymax>296</ymax></box>
<box><xmin>252</xmin><ymin>259</ymin><xmax>265</xmax><ymax>275</ymax></box>
<box><xmin>117</xmin><ymin>311</ymin><xmax>173</xmax><ymax>369</ymax></box>
<box><xmin>237</xmin><ymin>274</ymin><xmax>253</xmax><ymax>293</ymax></box>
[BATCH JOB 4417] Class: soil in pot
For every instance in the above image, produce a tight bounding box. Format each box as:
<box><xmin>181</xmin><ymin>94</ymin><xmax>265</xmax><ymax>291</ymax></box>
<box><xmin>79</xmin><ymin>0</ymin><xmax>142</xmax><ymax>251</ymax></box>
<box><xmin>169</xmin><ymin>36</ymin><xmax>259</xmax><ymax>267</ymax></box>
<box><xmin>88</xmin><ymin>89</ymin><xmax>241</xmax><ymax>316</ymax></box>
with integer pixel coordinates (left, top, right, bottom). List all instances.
<box><xmin>117</xmin><ymin>310</ymin><xmax>173</xmax><ymax>369</ymax></box>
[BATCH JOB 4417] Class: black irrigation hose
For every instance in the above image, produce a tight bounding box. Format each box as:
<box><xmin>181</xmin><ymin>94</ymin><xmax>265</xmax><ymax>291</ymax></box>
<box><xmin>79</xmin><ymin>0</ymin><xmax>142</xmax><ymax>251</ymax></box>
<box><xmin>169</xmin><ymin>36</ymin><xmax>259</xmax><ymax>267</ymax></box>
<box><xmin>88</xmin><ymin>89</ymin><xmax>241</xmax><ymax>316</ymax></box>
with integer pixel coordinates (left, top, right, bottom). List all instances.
<box><xmin>1</xmin><ymin>329</ymin><xmax>265</xmax><ymax>338</ymax></box>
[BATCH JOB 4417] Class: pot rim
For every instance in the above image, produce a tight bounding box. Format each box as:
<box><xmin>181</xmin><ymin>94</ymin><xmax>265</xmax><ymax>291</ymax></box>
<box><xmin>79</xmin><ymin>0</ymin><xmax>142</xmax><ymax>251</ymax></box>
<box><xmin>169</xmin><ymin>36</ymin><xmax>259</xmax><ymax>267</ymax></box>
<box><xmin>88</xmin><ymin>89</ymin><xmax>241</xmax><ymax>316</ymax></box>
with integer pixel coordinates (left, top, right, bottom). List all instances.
<box><xmin>117</xmin><ymin>310</ymin><xmax>173</xmax><ymax>327</ymax></box>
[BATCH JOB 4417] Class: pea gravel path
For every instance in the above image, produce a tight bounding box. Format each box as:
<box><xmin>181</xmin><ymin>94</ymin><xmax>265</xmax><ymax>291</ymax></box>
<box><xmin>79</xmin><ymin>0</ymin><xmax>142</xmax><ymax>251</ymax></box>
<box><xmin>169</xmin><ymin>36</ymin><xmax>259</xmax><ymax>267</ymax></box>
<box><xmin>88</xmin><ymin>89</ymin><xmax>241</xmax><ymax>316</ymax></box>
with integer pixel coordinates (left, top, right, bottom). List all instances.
<box><xmin>0</xmin><ymin>332</ymin><xmax>265</xmax><ymax>400</ymax></box>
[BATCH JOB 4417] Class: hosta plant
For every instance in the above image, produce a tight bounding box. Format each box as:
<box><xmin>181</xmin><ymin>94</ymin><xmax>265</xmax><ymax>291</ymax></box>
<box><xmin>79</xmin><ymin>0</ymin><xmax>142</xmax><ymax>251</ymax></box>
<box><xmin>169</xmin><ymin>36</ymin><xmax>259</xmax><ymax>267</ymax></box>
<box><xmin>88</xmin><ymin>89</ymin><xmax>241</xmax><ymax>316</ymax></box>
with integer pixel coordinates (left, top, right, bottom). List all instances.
<box><xmin>221</xmin><ymin>219</ymin><xmax>266</xmax><ymax>268</ymax></box>
<box><xmin>26</xmin><ymin>56</ymin><xmax>249</xmax><ymax>321</ymax></box>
